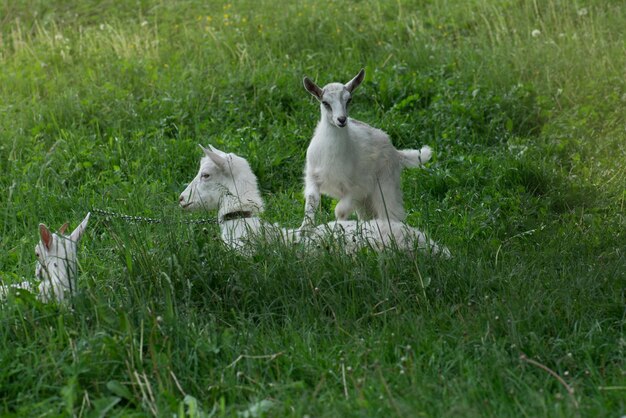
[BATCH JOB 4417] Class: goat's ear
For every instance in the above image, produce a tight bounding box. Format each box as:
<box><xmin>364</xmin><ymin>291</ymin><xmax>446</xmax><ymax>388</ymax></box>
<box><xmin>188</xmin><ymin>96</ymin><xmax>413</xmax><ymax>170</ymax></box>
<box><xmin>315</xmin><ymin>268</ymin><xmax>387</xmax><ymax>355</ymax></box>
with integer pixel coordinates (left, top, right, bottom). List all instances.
<box><xmin>206</xmin><ymin>151</ymin><xmax>228</xmax><ymax>171</ymax></box>
<box><xmin>207</xmin><ymin>144</ymin><xmax>227</xmax><ymax>156</ymax></box>
<box><xmin>199</xmin><ymin>144</ymin><xmax>211</xmax><ymax>156</ymax></box>
<box><xmin>345</xmin><ymin>68</ymin><xmax>365</xmax><ymax>93</ymax></box>
<box><xmin>58</xmin><ymin>222</ymin><xmax>69</xmax><ymax>235</ymax></box>
<box><xmin>303</xmin><ymin>77</ymin><xmax>323</xmax><ymax>100</ymax></box>
<box><xmin>70</xmin><ymin>212</ymin><xmax>90</xmax><ymax>243</ymax></box>
<box><xmin>200</xmin><ymin>144</ymin><xmax>227</xmax><ymax>158</ymax></box>
<box><xmin>39</xmin><ymin>224</ymin><xmax>53</xmax><ymax>250</ymax></box>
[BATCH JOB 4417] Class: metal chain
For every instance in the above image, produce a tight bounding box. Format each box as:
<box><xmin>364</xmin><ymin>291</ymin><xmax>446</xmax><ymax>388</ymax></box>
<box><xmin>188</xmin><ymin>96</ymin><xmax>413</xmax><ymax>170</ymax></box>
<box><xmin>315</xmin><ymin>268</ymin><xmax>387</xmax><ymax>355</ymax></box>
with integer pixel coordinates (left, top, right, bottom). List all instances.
<box><xmin>90</xmin><ymin>208</ymin><xmax>216</xmax><ymax>225</ymax></box>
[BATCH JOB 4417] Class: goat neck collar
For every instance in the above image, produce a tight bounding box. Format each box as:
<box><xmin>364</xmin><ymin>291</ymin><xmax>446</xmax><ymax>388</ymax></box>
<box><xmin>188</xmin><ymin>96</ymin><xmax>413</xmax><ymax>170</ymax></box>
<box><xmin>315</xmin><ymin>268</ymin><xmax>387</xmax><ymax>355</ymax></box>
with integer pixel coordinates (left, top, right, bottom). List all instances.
<box><xmin>220</xmin><ymin>210</ymin><xmax>254</xmax><ymax>223</ymax></box>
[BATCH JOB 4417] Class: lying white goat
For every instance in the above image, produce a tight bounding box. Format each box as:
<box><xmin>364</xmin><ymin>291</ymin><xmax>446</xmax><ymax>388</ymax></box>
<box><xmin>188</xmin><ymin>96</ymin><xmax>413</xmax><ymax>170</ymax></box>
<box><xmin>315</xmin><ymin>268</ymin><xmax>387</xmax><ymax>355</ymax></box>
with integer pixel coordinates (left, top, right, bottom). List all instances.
<box><xmin>179</xmin><ymin>145</ymin><xmax>449</xmax><ymax>257</ymax></box>
<box><xmin>0</xmin><ymin>213</ymin><xmax>90</xmax><ymax>303</ymax></box>
<box><xmin>178</xmin><ymin>145</ymin><xmax>280</xmax><ymax>250</ymax></box>
<box><xmin>302</xmin><ymin>68</ymin><xmax>432</xmax><ymax>228</ymax></box>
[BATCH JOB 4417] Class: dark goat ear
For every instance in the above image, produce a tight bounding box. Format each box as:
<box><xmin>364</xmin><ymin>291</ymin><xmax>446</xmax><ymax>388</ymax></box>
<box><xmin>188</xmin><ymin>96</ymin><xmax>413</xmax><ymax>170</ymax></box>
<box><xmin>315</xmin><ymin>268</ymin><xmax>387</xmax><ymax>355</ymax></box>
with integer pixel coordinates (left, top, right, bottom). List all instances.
<box><xmin>345</xmin><ymin>68</ymin><xmax>365</xmax><ymax>93</ymax></box>
<box><xmin>58</xmin><ymin>222</ymin><xmax>69</xmax><ymax>235</ymax></box>
<box><xmin>303</xmin><ymin>77</ymin><xmax>323</xmax><ymax>100</ymax></box>
<box><xmin>39</xmin><ymin>224</ymin><xmax>53</xmax><ymax>250</ymax></box>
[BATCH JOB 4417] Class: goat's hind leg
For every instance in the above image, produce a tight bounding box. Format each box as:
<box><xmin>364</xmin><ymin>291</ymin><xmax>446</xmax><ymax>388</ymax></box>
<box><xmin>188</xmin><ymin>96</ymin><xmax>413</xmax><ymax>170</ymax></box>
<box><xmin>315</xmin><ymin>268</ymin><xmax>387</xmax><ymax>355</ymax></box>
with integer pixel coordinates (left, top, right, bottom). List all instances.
<box><xmin>371</xmin><ymin>176</ymin><xmax>406</xmax><ymax>222</ymax></box>
<box><xmin>355</xmin><ymin>197</ymin><xmax>376</xmax><ymax>221</ymax></box>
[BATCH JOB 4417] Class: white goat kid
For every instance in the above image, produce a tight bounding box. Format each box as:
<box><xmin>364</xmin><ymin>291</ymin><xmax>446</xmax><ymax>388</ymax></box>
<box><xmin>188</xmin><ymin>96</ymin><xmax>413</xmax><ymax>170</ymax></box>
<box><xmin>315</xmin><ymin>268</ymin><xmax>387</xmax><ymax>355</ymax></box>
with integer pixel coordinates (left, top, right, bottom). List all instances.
<box><xmin>302</xmin><ymin>69</ymin><xmax>432</xmax><ymax>228</ymax></box>
<box><xmin>0</xmin><ymin>213</ymin><xmax>90</xmax><ymax>303</ymax></box>
<box><xmin>178</xmin><ymin>145</ymin><xmax>287</xmax><ymax>251</ymax></box>
<box><xmin>36</xmin><ymin>213</ymin><xmax>90</xmax><ymax>302</ymax></box>
<box><xmin>179</xmin><ymin>146</ymin><xmax>449</xmax><ymax>257</ymax></box>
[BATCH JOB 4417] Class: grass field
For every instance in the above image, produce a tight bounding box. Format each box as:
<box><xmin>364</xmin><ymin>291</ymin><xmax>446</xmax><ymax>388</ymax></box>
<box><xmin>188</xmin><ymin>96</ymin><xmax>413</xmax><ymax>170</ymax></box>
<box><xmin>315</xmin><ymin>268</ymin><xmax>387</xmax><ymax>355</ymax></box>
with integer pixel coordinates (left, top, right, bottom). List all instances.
<box><xmin>1</xmin><ymin>0</ymin><xmax>625</xmax><ymax>416</ymax></box>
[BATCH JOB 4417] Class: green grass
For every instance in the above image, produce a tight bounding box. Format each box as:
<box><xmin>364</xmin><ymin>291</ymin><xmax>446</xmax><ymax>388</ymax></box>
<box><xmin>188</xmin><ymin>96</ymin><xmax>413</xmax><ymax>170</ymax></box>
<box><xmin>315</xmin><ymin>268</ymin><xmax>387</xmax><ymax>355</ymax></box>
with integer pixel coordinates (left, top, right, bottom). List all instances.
<box><xmin>1</xmin><ymin>0</ymin><xmax>624</xmax><ymax>416</ymax></box>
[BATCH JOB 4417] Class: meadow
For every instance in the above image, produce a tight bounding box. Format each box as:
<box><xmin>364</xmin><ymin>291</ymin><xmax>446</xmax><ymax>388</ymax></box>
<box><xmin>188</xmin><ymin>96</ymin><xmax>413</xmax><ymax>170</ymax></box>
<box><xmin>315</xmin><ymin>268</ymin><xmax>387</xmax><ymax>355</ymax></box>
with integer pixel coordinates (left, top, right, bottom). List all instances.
<box><xmin>0</xmin><ymin>0</ymin><xmax>624</xmax><ymax>416</ymax></box>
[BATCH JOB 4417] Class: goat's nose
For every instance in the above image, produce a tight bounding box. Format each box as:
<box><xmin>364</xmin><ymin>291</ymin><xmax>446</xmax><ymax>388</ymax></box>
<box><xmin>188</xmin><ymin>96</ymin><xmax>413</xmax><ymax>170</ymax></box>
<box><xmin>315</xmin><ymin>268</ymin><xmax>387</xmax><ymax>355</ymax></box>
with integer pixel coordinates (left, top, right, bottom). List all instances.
<box><xmin>337</xmin><ymin>116</ymin><xmax>347</xmax><ymax>125</ymax></box>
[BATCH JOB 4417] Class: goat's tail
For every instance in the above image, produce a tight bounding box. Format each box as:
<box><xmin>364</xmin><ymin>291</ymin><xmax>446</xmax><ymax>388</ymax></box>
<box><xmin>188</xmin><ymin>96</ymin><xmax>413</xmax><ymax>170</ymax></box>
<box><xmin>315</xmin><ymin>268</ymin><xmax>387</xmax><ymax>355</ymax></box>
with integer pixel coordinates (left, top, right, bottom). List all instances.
<box><xmin>398</xmin><ymin>145</ymin><xmax>432</xmax><ymax>168</ymax></box>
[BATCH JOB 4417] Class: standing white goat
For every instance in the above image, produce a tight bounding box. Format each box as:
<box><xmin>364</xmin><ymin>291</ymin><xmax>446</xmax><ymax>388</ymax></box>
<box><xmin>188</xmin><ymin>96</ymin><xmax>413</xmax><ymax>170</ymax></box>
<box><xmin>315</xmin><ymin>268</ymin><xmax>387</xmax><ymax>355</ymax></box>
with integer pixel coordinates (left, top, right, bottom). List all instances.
<box><xmin>302</xmin><ymin>68</ymin><xmax>432</xmax><ymax>228</ymax></box>
<box><xmin>0</xmin><ymin>213</ymin><xmax>90</xmax><ymax>303</ymax></box>
<box><xmin>179</xmin><ymin>145</ymin><xmax>449</xmax><ymax>257</ymax></box>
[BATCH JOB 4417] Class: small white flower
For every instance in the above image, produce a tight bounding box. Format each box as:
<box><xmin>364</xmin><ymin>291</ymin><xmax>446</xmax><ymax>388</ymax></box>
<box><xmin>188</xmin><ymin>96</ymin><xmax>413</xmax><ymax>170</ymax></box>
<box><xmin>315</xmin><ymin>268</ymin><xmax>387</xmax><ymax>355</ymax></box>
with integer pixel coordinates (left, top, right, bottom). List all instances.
<box><xmin>531</xmin><ymin>29</ymin><xmax>541</xmax><ymax>38</ymax></box>
<box><xmin>577</xmin><ymin>8</ymin><xmax>588</xmax><ymax>16</ymax></box>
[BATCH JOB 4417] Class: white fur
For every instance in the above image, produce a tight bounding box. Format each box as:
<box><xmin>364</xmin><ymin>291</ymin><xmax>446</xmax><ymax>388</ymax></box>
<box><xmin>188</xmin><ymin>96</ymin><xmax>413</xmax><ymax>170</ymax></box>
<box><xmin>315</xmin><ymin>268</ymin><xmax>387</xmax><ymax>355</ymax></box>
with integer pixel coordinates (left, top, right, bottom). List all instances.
<box><xmin>178</xmin><ymin>145</ymin><xmax>277</xmax><ymax>251</ymax></box>
<box><xmin>301</xmin><ymin>69</ymin><xmax>432</xmax><ymax>228</ymax></box>
<box><xmin>1</xmin><ymin>213</ymin><xmax>90</xmax><ymax>303</ymax></box>
<box><xmin>180</xmin><ymin>146</ymin><xmax>449</xmax><ymax>257</ymax></box>
<box><xmin>302</xmin><ymin>220</ymin><xmax>449</xmax><ymax>257</ymax></box>
<box><xmin>0</xmin><ymin>281</ymin><xmax>34</xmax><ymax>298</ymax></box>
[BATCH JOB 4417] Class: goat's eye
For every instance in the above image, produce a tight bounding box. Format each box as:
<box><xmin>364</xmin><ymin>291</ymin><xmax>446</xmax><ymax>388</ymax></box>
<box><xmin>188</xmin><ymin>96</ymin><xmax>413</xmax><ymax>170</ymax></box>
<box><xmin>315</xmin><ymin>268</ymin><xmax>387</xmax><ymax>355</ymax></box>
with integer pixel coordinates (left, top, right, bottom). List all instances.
<box><xmin>322</xmin><ymin>101</ymin><xmax>331</xmax><ymax>109</ymax></box>
<box><xmin>201</xmin><ymin>173</ymin><xmax>211</xmax><ymax>179</ymax></box>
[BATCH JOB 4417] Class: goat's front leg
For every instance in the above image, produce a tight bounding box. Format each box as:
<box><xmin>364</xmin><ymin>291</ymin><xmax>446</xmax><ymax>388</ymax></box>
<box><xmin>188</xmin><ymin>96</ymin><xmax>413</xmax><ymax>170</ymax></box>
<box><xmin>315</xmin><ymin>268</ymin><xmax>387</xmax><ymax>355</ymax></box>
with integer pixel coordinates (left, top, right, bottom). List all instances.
<box><xmin>335</xmin><ymin>196</ymin><xmax>354</xmax><ymax>221</ymax></box>
<box><xmin>301</xmin><ymin>179</ymin><xmax>320</xmax><ymax>229</ymax></box>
